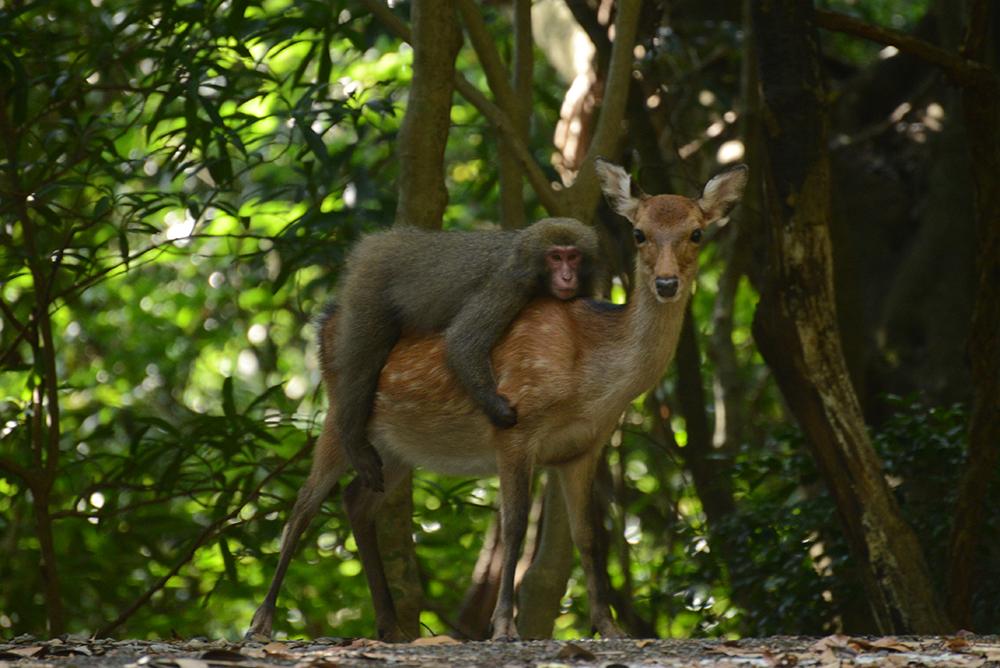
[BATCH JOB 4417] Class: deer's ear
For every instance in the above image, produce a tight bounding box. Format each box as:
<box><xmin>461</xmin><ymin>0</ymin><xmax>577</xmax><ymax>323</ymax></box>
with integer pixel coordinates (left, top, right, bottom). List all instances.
<box><xmin>698</xmin><ymin>164</ymin><xmax>748</xmax><ymax>226</ymax></box>
<box><xmin>596</xmin><ymin>158</ymin><xmax>644</xmax><ymax>223</ymax></box>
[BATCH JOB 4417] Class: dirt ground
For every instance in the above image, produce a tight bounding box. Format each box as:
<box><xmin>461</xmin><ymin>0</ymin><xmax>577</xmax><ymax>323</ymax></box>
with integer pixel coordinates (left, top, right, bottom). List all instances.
<box><xmin>2</xmin><ymin>634</ymin><xmax>999</xmax><ymax>667</ymax></box>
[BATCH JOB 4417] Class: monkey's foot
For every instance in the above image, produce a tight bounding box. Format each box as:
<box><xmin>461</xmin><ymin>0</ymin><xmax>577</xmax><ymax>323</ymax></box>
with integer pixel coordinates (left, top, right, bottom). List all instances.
<box><xmin>349</xmin><ymin>445</ymin><xmax>385</xmax><ymax>492</ymax></box>
<box><xmin>485</xmin><ymin>395</ymin><xmax>518</xmax><ymax>429</ymax></box>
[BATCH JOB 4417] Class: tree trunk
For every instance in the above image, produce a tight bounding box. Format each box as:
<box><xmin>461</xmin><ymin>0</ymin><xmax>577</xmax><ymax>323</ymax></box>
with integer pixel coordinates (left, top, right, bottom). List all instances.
<box><xmin>374</xmin><ymin>478</ymin><xmax>423</xmax><ymax>638</ymax></box>
<box><xmin>516</xmin><ymin>478</ymin><xmax>574</xmax><ymax>639</ymax></box>
<box><xmin>378</xmin><ymin>0</ymin><xmax>463</xmax><ymax>637</ymax></box>
<box><xmin>454</xmin><ymin>519</ymin><xmax>502</xmax><ymax>639</ymax></box>
<box><xmin>947</xmin><ymin>1</ymin><xmax>1000</xmax><ymax>629</ymax></box>
<box><xmin>393</xmin><ymin>0</ymin><xmax>462</xmax><ymax>230</ymax></box>
<box><xmin>749</xmin><ymin>0</ymin><xmax>951</xmax><ymax>634</ymax></box>
<box><xmin>500</xmin><ymin>0</ymin><xmax>531</xmax><ymax>229</ymax></box>
<box><xmin>671</xmin><ymin>311</ymin><xmax>743</xmax><ymax>545</ymax></box>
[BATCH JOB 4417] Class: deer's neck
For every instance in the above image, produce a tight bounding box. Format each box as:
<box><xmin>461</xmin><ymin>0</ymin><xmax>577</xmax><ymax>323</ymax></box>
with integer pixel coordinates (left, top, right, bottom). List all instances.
<box><xmin>593</xmin><ymin>284</ymin><xmax>690</xmax><ymax>404</ymax></box>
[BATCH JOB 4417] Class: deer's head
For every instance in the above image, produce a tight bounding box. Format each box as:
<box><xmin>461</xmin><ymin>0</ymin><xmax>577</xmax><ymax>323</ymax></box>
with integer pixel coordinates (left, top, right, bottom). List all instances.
<box><xmin>596</xmin><ymin>160</ymin><xmax>748</xmax><ymax>303</ymax></box>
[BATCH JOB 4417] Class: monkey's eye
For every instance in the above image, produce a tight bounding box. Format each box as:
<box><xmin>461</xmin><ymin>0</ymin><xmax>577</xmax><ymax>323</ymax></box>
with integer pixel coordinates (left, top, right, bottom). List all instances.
<box><xmin>633</xmin><ymin>228</ymin><xmax>647</xmax><ymax>244</ymax></box>
<box><xmin>689</xmin><ymin>228</ymin><xmax>703</xmax><ymax>243</ymax></box>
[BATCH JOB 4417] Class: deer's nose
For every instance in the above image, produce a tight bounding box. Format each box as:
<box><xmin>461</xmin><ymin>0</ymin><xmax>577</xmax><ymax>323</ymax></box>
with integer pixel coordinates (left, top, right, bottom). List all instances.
<box><xmin>655</xmin><ymin>276</ymin><xmax>680</xmax><ymax>298</ymax></box>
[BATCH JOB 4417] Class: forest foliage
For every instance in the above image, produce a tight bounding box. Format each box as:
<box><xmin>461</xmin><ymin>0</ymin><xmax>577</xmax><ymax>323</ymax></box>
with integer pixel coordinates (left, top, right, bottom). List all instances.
<box><xmin>1</xmin><ymin>0</ymin><xmax>997</xmax><ymax>641</ymax></box>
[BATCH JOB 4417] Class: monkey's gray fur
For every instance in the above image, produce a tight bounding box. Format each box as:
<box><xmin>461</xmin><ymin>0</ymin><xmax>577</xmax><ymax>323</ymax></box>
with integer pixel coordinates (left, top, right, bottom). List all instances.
<box><xmin>329</xmin><ymin>217</ymin><xmax>601</xmax><ymax>491</ymax></box>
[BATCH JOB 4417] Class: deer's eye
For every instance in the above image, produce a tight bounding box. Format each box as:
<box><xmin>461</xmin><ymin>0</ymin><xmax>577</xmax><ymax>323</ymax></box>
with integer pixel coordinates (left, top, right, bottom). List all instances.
<box><xmin>633</xmin><ymin>228</ymin><xmax>647</xmax><ymax>244</ymax></box>
<box><xmin>689</xmin><ymin>228</ymin><xmax>703</xmax><ymax>243</ymax></box>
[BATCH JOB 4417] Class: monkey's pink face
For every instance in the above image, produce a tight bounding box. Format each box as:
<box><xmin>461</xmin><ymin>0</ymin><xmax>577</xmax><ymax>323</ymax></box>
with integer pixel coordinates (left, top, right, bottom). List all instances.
<box><xmin>546</xmin><ymin>245</ymin><xmax>583</xmax><ymax>300</ymax></box>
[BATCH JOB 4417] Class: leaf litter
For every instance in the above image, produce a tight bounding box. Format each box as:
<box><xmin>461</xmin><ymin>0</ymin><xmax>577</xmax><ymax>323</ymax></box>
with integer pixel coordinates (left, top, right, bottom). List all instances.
<box><xmin>0</xmin><ymin>634</ymin><xmax>997</xmax><ymax>667</ymax></box>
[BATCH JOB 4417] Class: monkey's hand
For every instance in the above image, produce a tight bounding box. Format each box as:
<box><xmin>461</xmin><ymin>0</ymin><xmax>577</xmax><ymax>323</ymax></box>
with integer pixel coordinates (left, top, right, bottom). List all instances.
<box><xmin>485</xmin><ymin>394</ymin><xmax>518</xmax><ymax>429</ymax></box>
<box><xmin>349</xmin><ymin>444</ymin><xmax>385</xmax><ymax>492</ymax></box>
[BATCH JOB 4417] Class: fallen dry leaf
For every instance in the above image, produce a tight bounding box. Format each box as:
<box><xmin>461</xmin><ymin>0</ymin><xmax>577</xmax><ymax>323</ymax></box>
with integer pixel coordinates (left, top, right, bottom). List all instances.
<box><xmin>293</xmin><ymin>659</ymin><xmax>340</xmax><ymax>668</ymax></box>
<box><xmin>809</xmin><ymin>634</ymin><xmax>852</xmax><ymax>652</ymax></box>
<box><xmin>261</xmin><ymin>642</ymin><xmax>288</xmax><ymax>654</ymax></box>
<box><xmin>711</xmin><ymin>645</ymin><xmax>759</xmax><ymax>657</ymax></box>
<box><xmin>555</xmin><ymin>642</ymin><xmax>596</xmax><ymax>661</ymax></box>
<box><xmin>972</xmin><ymin>644</ymin><xmax>1000</xmax><ymax>660</ymax></box>
<box><xmin>635</xmin><ymin>639</ymin><xmax>656</xmax><ymax>649</ymax></box>
<box><xmin>817</xmin><ymin>647</ymin><xmax>841</xmax><ymax>667</ymax></box>
<box><xmin>198</xmin><ymin>648</ymin><xmax>247</xmax><ymax>662</ymax></box>
<box><xmin>173</xmin><ymin>659</ymin><xmax>210</xmax><ymax>668</ymax></box>
<box><xmin>771</xmin><ymin>652</ymin><xmax>799</xmax><ymax>667</ymax></box>
<box><xmin>260</xmin><ymin>642</ymin><xmax>296</xmax><ymax>659</ymax></box>
<box><xmin>869</xmin><ymin>637</ymin><xmax>914</xmax><ymax>652</ymax></box>
<box><xmin>6</xmin><ymin>646</ymin><xmax>45</xmax><ymax>658</ymax></box>
<box><xmin>346</xmin><ymin>638</ymin><xmax>383</xmax><ymax>649</ymax></box>
<box><xmin>409</xmin><ymin>636</ymin><xmax>459</xmax><ymax>646</ymax></box>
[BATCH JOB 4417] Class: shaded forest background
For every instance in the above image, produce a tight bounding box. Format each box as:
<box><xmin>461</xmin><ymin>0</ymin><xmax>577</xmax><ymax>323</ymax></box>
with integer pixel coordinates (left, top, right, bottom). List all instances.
<box><xmin>1</xmin><ymin>0</ymin><xmax>997</xmax><ymax>642</ymax></box>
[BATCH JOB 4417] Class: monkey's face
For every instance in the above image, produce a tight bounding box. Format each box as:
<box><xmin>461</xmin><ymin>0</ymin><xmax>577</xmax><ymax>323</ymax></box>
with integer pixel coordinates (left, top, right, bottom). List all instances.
<box><xmin>545</xmin><ymin>245</ymin><xmax>583</xmax><ymax>300</ymax></box>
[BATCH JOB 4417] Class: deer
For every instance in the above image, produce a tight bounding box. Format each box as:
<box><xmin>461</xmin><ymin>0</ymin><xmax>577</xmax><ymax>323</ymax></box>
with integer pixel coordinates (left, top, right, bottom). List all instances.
<box><xmin>245</xmin><ymin>159</ymin><xmax>749</xmax><ymax>642</ymax></box>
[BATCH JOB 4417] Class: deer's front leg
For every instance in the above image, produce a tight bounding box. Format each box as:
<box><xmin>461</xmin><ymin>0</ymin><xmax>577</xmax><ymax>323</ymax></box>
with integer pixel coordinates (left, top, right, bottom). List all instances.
<box><xmin>490</xmin><ymin>449</ymin><xmax>533</xmax><ymax>641</ymax></box>
<box><xmin>556</xmin><ymin>453</ymin><xmax>625</xmax><ymax>639</ymax></box>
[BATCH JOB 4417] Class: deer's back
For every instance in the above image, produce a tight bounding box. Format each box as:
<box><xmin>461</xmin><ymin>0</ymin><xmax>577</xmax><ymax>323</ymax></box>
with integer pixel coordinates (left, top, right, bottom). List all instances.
<box><xmin>370</xmin><ymin>298</ymin><xmax>602</xmax><ymax>470</ymax></box>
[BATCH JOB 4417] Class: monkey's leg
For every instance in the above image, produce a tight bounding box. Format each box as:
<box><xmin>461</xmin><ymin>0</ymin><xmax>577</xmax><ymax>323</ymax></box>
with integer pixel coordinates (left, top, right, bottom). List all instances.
<box><xmin>490</xmin><ymin>449</ymin><xmax>533</xmax><ymax>640</ymax></box>
<box><xmin>246</xmin><ymin>412</ymin><xmax>348</xmax><ymax>639</ymax></box>
<box><xmin>334</xmin><ymin>307</ymin><xmax>401</xmax><ymax>491</ymax></box>
<box><xmin>444</xmin><ymin>296</ymin><xmax>526</xmax><ymax>429</ymax></box>
<box><xmin>343</xmin><ymin>455</ymin><xmax>413</xmax><ymax>642</ymax></box>
<box><xmin>555</xmin><ymin>453</ymin><xmax>625</xmax><ymax>639</ymax></box>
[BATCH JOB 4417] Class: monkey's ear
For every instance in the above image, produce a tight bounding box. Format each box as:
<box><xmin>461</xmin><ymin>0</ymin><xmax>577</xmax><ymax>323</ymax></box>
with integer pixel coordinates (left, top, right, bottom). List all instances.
<box><xmin>595</xmin><ymin>158</ymin><xmax>643</xmax><ymax>223</ymax></box>
<box><xmin>698</xmin><ymin>164</ymin><xmax>748</xmax><ymax>226</ymax></box>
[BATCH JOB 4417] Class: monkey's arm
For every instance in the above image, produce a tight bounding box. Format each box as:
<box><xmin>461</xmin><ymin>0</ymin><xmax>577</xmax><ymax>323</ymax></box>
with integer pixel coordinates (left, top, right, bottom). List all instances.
<box><xmin>444</xmin><ymin>282</ymin><xmax>532</xmax><ymax>428</ymax></box>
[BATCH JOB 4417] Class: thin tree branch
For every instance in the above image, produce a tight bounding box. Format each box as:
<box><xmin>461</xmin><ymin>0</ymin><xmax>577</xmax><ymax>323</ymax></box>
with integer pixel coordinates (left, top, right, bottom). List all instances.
<box><xmin>564</xmin><ymin>0</ymin><xmax>643</xmax><ymax>221</ymax></box>
<box><xmin>457</xmin><ymin>79</ymin><xmax>565</xmax><ymax>215</ymax></box>
<box><xmin>456</xmin><ymin>0</ymin><xmax>516</xmax><ymax>113</ymax></box>
<box><xmin>512</xmin><ymin>0</ymin><xmax>532</xmax><ymax>104</ymax></box>
<box><xmin>0</xmin><ymin>456</ymin><xmax>37</xmax><ymax>488</ymax></box>
<box><xmin>456</xmin><ymin>0</ymin><xmax>529</xmax><ymax>228</ymax></box>
<box><xmin>50</xmin><ymin>488</ymin><xmax>222</xmax><ymax>520</ymax></box>
<box><xmin>96</xmin><ymin>438</ymin><xmax>313</xmax><ymax>637</ymax></box>
<box><xmin>961</xmin><ymin>0</ymin><xmax>990</xmax><ymax>62</ymax></box>
<box><xmin>359</xmin><ymin>0</ymin><xmax>564</xmax><ymax>215</ymax></box>
<box><xmin>0</xmin><ymin>300</ymin><xmax>31</xmax><ymax>369</ymax></box>
<box><xmin>814</xmin><ymin>9</ymin><xmax>994</xmax><ymax>87</ymax></box>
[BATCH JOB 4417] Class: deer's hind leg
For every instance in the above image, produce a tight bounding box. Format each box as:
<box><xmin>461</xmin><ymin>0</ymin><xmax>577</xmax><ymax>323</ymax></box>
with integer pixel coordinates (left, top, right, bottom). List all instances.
<box><xmin>490</xmin><ymin>444</ymin><xmax>534</xmax><ymax>641</ymax></box>
<box><xmin>247</xmin><ymin>411</ymin><xmax>348</xmax><ymax>639</ymax></box>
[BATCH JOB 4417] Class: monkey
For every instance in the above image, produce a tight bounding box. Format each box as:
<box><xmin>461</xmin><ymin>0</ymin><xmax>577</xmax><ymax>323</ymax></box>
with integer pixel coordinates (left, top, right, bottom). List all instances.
<box><xmin>330</xmin><ymin>217</ymin><xmax>602</xmax><ymax>492</ymax></box>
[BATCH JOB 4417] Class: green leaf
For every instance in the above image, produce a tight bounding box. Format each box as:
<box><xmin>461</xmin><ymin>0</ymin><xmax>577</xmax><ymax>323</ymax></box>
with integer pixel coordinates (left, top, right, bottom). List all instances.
<box><xmin>222</xmin><ymin>376</ymin><xmax>237</xmax><ymax>420</ymax></box>
<box><xmin>297</xmin><ymin>116</ymin><xmax>329</xmax><ymax>167</ymax></box>
<box><xmin>246</xmin><ymin>383</ymin><xmax>287</xmax><ymax>413</ymax></box>
<box><xmin>218</xmin><ymin>536</ymin><xmax>239</xmax><ymax>583</ymax></box>
<box><xmin>0</xmin><ymin>45</ymin><xmax>28</xmax><ymax>124</ymax></box>
<box><xmin>118</xmin><ymin>226</ymin><xmax>130</xmax><ymax>269</ymax></box>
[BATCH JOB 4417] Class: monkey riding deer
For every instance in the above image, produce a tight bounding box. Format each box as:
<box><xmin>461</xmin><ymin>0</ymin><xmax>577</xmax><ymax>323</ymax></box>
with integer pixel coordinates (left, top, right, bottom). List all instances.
<box><xmin>246</xmin><ymin>159</ymin><xmax>748</xmax><ymax>641</ymax></box>
<box><xmin>335</xmin><ymin>218</ymin><xmax>602</xmax><ymax>492</ymax></box>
